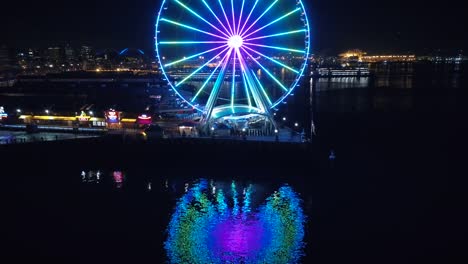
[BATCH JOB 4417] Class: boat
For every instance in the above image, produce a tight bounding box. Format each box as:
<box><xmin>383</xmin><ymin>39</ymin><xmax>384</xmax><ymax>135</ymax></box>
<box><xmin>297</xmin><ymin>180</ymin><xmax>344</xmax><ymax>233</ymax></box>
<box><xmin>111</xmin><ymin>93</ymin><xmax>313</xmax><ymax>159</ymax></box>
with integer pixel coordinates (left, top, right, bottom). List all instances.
<box><xmin>311</xmin><ymin>67</ymin><xmax>371</xmax><ymax>78</ymax></box>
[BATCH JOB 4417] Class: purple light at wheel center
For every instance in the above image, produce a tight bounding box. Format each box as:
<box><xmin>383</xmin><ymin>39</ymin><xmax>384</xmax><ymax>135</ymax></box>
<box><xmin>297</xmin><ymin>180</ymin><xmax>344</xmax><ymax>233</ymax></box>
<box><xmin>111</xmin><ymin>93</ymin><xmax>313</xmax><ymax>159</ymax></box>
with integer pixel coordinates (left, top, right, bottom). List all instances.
<box><xmin>209</xmin><ymin>217</ymin><xmax>267</xmax><ymax>259</ymax></box>
<box><xmin>227</xmin><ymin>35</ymin><xmax>244</xmax><ymax>49</ymax></box>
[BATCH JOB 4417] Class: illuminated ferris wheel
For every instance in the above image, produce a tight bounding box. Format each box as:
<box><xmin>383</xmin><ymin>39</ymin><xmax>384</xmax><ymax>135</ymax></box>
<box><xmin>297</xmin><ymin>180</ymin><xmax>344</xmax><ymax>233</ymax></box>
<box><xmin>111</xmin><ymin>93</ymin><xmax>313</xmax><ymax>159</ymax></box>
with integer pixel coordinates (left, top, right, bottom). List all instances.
<box><xmin>155</xmin><ymin>0</ymin><xmax>310</xmax><ymax>126</ymax></box>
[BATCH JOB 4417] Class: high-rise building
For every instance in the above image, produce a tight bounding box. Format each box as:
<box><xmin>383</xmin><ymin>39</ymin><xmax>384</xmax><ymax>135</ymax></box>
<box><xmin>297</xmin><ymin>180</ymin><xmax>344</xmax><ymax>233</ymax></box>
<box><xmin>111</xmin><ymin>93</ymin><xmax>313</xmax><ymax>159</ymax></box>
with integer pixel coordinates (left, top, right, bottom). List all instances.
<box><xmin>27</xmin><ymin>48</ymin><xmax>40</xmax><ymax>59</ymax></box>
<box><xmin>80</xmin><ymin>46</ymin><xmax>94</xmax><ymax>61</ymax></box>
<box><xmin>80</xmin><ymin>45</ymin><xmax>95</xmax><ymax>70</ymax></box>
<box><xmin>47</xmin><ymin>46</ymin><xmax>64</xmax><ymax>63</ymax></box>
<box><xmin>0</xmin><ymin>45</ymin><xmax>14</xmax><ymax>71</ymax></box>
<box><xmin>65</xmin><ymin>45</ymin><xmax>76</xmax><ymax>62</ymax></box>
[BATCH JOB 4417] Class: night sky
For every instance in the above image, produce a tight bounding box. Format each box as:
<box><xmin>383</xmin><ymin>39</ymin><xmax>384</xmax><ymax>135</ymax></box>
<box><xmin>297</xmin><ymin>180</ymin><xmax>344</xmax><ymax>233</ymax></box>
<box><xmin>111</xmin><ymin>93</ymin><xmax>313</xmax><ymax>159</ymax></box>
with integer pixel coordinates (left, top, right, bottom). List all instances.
<box><xmin>2</xmin><ymin>0</ymin><xmax>467</xmax><ymax>54</ymax></box>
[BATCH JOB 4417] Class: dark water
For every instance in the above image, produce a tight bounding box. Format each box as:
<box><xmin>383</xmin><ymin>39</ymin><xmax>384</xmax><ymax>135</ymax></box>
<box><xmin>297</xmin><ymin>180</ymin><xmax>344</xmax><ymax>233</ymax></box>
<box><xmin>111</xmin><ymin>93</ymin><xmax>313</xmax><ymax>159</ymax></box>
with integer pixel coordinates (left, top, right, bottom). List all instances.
<box><xmin>1</xmin><ymin>63</ymin><xmax>467</xmax><ymax>263</ymax></box>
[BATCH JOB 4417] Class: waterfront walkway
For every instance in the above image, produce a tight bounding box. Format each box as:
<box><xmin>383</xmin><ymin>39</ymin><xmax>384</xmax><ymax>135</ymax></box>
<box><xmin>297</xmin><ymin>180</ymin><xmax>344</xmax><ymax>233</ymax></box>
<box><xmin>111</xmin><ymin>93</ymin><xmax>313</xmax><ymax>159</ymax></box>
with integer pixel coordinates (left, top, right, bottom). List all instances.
<box><xmin>0</xmin><ymin>126</ymin><xmax>307</xmax><ymax>145</ymax></box>
<box><xmin>0</xmin><ymin>130</ymin><xmax>99</xmax><ymax>145</ymax></box>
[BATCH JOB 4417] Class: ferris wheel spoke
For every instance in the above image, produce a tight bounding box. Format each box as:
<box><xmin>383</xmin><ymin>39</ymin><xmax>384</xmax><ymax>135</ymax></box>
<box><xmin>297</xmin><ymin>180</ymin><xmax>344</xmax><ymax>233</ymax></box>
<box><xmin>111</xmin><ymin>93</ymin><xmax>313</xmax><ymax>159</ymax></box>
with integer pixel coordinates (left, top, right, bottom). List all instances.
<box><xmin>176</xmin><ymin>47</ymin><xmax>230</xmax><ymax>87</ymax></box>
<box><xmin>173</xmin><ymin>0</ymin><xmax>231</xmax><ymax>39</ymax></box>
<box><xmin>244</xmin><ymin>29</ymin><xmax>306</xmax><ymax>42</ymax></box>
<box><xmin>218</xmin><ymin>0</ymin><xmax>234</xmax><ymax>36</ymax></box>
<box><xmin>160</xmin><ymin>18</ymin><xmax>228</xmax><ymax>40</ymax></box>
<box><xmin>192</xmin><ymin>49</ymin><xmax>231</xmax><ymax>102</ymax></box>
<box><xmin>231</xmin><ymin>48</ymin><xmax>236</xmax><ymax>111</ymax></box>
<box><xmin>236</xmin><ymin>0</ymin><xmax>245</xmax><ymax>36</ymax></box>
<box><xmin>235</xmin><ymin>50</ymin><xmax>255</xmax><ymax>108</ymax></box>
<box><xmin>243</xmin><ymin>43</ymin><xmax>305</xmax><ymax>54</ymax></box>
<box><xmin>251</xmin><ymin>69</ymin><xmax>273</xmax><ymax>106</ymax></box>
<box><xmin>238</xmin><ymin>0</ymin><xmax>259</xmax><ymax>37</ymax></box>
<box><xmin>237</xmin><ymin>49</ymin><xmax>272</xmax><ymax>108</ymax></box>
<box><xmin>242</xmin><ymin>45</ymin><xmax>299</xmax><ymax>74</ymax></box>
<box><xmin>205</xmin><ymin>48</ymin><xmax>234</xmax><ymax>117</ymax></box>
<box><xmin>242</xmin><ymin>8</ymin><xmax>301</xmax><ymax>39</ymax></box>
<box><xmin>164</xmin><ymin>44</ymin><xmax>227</xmax><ymax>67</ymax></box>
<box><xmin>245</xmin><ymin>74</ymin><xmax>263</xmax><ymax>110</ymax></box>
<box><xmin>201</xmin><ymin>0</ymin><xmax>232</xmax><ymax>36</ymax></box>
<box><xmin>242</xmin><ymin>68</ymin><xmax>262</xmax><ymax>109</ymax></box>
<box><xmin>231</xmin><ymin>0</ymin><xmax>236</xmax><ymax>35</ymax></box>
<box><xmin>239</xmin><ymin>0</ymin><xmax>278</xmax><ymax>38</ymax></box>
<box><xmin>241</xmin><ymin>47</ymin><xmax>288</xmax><ymax>92</ymax></box>
<box><xmin>241</xmin><ymin>73</ymin><xmax>252</xmax><ymax>108</ymax></box>
<box><xmin>159</xmin><ymin>41</ymin><xmax>227</xmax><ymax>45</ymax></box>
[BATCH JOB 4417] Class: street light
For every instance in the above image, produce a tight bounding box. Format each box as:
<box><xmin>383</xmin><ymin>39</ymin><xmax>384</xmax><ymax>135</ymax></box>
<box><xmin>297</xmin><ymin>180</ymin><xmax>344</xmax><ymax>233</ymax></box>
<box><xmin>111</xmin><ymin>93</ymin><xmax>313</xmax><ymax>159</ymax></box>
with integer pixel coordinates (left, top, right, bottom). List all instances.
<box><xmin>45</xmin><ymin>109</ymin><xmax>49</xmax><ymax>114</ymax></box>
<box><xmin>16</xmin><ymin>109</ymin><xmax>21</xmax><ymax>113</ymax></box>
<box><xmin>274</xmin><ymin>129</ymin><xmax>278</xmax><ymax>133</ymax></box>
<box><xmin>294</xmin><ymin>122</ymin><xmax>299</xmax><ymax>127</ymax></box>
<box><xmin>282</xmin><ymin>117</ymin><xmax>286</xmax><ymax>121</ymax></box>
<box><xmin>89</xmin><ymin>111</ymin><xmax>94</xmax><ymax>115</ymax></box>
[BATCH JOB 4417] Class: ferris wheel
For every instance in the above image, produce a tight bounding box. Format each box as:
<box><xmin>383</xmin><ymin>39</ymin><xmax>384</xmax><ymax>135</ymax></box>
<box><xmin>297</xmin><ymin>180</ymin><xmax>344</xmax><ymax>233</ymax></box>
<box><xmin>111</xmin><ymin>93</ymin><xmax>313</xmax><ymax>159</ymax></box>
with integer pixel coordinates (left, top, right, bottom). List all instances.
<box><xmin>155</xmin><ymin>0</ymin><xmax>310</xmax><ymax>125</ymax></box>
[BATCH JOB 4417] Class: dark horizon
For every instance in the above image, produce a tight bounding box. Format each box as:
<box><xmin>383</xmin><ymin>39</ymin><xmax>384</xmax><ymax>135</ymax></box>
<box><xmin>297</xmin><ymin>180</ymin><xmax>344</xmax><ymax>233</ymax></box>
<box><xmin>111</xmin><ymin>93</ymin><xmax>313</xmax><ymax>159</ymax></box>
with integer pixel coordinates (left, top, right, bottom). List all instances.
<box><xmin>2</xmin><ymin>0</ymin><xmax>468</xmax><ymax>54</ymax></box>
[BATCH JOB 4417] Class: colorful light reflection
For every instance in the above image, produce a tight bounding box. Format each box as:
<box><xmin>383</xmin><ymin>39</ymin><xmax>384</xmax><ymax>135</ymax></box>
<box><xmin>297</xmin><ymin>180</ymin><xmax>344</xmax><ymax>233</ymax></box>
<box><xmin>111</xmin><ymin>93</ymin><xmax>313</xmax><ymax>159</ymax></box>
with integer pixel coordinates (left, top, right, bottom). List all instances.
<box><xmin>165</xmin><ymin>179</ymin><xmax>305</xmax><ymax>263</ymax></box>
<box><xmin>0</xmin><ymin>106</ymin><xmax>8</xmax><ymax>120</ymax></box>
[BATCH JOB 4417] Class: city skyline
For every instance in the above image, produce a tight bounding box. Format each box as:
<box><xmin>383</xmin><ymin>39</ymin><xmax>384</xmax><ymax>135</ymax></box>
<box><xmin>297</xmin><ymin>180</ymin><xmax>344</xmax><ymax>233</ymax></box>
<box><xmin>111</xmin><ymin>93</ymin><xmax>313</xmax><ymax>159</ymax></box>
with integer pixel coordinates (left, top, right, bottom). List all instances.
<box><xmin>2</xmin><ymin>0</ymin><xmax>467</xmax><ymax>53</ymax></box>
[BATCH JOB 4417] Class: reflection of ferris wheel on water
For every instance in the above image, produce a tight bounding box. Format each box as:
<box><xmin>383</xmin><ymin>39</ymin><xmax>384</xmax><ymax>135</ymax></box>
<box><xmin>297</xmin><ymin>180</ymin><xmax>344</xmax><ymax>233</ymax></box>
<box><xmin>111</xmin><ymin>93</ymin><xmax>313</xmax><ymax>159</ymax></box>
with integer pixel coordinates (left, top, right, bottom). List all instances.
<box><xmin>156</xmin><ymin>0</ymin><xmax>310</xmax><ymax>127</ymax></box>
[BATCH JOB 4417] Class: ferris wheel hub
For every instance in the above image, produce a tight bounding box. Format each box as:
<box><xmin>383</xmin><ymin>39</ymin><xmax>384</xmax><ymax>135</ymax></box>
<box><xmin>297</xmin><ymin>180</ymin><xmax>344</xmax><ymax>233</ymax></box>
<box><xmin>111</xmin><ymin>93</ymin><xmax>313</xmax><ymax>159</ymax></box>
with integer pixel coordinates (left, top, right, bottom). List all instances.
<box><xmin>227</xmin><ymin>35</ymin><xmax>244</xmax><ymax>49</ymax></box>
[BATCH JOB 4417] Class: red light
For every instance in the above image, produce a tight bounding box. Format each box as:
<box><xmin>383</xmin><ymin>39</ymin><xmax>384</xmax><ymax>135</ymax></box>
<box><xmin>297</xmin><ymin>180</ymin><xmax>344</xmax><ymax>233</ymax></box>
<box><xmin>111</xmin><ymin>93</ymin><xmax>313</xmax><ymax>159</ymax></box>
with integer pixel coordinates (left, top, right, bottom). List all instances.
<box><xmin>113</xmin><ymin>171</ymin><xmax>123</xmax><ymax>183</ymax></box>
<box><xmin>137</xmin><ymin>114</ymin><xmax>152</xmax><ymax>125</ymax></box>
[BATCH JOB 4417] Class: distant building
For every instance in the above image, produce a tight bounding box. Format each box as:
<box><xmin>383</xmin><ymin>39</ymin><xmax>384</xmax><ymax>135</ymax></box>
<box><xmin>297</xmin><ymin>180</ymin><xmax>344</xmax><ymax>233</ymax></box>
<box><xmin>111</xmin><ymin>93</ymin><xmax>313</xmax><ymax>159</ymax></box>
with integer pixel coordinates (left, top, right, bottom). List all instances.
<box><xmin>361</xmin><ymin>54</ymin><xmax>416</xmax><ymax>63</ymax></box>
<box><xmin>0</xmin><ymin>45</ymin><xmax>14</xmax><ymax>71</ymax></box>
<box><xmin>117</xmin><ymin>48</ymin><xmax>149</xmax><ymax>70</ymax></box>
<box><xmin>417</xmin><ymin>53</ymin><xmax>467</xmax><ymax>63</ymax></box>
<box><xmin>339</xmin><ymin>49</ymin><xmax>367</xmax><ymax>63</ymax></box>
<box><xmin>80</xmin><ymin>46</ymin><xmax>94</xmax><ymax>61</ymax></box>
<box><xmin>65</xmin><ymin>45</ymin><xmax>76</xmax><ymax>62</ymax></box>
<box><xmin>95</xmin><ymin>49</ymin><xmax>118</xmax><ymax>70</ymax></box>
<box><xmin>27</xmin><ymin>48</ymin><xmax>38</xmax><ymax>59</ymax></box>
<box><xmin>339</xmin><ymin>50</ymin><xmax>416</xmax><ymax>63</ymax></box>
<box><xmin>47</xmin><ymin>46</ymin><xmax>64</xmax><ymax>63</ymax></box>
<box><xmin>80</xmin><ymin>46</ymin><xmax>95</xmax><ymax>70</ymax></box>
